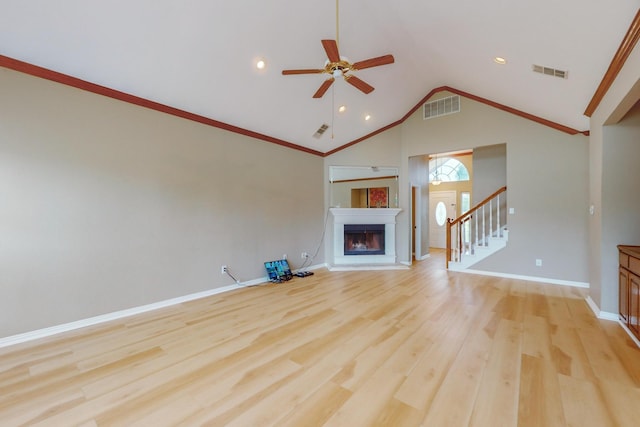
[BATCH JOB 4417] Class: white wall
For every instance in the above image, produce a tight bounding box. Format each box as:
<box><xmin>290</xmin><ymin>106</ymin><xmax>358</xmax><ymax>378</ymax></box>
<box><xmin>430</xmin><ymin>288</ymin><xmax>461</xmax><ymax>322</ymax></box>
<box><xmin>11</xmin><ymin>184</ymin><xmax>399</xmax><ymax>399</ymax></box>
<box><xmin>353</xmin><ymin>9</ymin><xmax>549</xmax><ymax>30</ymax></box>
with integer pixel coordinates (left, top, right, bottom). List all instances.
<box><xmin>0</xmin><ymin>68</ymin><xmax>325</xmax><ymax>338</ymax></box>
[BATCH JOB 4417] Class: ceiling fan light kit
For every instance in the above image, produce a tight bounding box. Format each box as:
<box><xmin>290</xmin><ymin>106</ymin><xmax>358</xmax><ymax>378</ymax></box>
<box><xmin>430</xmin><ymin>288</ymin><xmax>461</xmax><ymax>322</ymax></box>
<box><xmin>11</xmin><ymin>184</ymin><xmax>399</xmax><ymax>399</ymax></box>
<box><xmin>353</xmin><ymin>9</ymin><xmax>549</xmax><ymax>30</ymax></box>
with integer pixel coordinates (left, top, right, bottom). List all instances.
<box><xmin>282</xmin><ymin>39</ymin><xmax>394</xmax><ymax>98</ymax></box>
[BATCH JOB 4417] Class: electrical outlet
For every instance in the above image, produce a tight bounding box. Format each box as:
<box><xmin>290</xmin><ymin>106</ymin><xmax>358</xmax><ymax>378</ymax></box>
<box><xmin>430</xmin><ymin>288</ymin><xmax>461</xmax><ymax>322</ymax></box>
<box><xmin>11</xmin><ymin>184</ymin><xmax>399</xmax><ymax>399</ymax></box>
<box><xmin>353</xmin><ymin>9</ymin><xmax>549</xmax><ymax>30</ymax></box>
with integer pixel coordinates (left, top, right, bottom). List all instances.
<box><xmin>535</xmin><ymin>259</ymin><xmax>542</xmax><ymax>267</ymax></box>
<box><xmin>221</xmin><ymin>265</ymin><xmax>228</xmax><ymax>274</ymax></box>
<box><xmin>301</xmin><ymin>252</ymin><xmax>308</xmax><ymax>259</ymax></box>
<box><xmin>283</xmin><ymin>254</ymin><xmax>287</xmax><ymax>260</ymax></box>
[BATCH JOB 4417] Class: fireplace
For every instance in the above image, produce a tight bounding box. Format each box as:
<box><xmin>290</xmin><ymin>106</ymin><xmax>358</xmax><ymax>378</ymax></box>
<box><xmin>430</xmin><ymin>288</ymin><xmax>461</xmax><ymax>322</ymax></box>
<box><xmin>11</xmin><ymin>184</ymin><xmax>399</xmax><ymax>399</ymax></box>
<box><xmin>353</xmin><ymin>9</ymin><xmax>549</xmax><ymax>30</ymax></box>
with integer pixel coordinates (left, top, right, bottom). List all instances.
<box><xmin>344</xmin><ymin>224</ymin><xmax>385</xmax><ymax>255</ymax></box>
<box><xmin>330</xmin><ymin>208</ymin><xmax>402</xmax><ymax>267</ymax></box>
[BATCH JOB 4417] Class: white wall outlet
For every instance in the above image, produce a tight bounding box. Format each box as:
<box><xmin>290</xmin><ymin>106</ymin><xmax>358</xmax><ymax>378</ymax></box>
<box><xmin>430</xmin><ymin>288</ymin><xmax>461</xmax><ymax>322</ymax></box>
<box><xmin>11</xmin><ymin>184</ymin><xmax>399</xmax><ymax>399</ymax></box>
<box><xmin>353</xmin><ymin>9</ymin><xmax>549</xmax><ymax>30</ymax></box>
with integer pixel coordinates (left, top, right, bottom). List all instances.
<box><xmin>301</xmin><ymin>252</ymin><xmax>308</xmax><ymax>259</ymax></box>
<box><xmin>221</xmin><ymin>265</ymin><xmax>228</xmax><ymax>274</ymax></box>
<box><xmin>282</xmin><ymin>254</ymin><xmax>287</xmax><ymax>260</ymax></box>
<box><xmin>509</xmin><ymin>207</ymin><xmax>515</xmax><ymax>214</ymax></box>
<box><xmin>535</xmin><ymin>259</ymin><xmax>542</xmax><ymax>267</ymax></box>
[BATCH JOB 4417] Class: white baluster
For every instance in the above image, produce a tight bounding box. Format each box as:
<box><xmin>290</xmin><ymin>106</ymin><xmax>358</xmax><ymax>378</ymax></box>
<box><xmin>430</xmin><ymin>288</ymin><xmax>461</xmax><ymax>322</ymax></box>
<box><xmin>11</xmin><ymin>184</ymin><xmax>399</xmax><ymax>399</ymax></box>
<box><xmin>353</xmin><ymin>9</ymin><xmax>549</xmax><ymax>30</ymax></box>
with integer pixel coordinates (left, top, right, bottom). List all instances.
<box><xmin>475</xmin><ymin>211</ymin><xmax>478</xmax><ymax>251</ymax></box>
<box><xmin>454</xmin><ymin>223</ymin><xmax>462</xmax><ymax>262</ymax></box>
<box><xmin>453</xmin><ymin>223</ymin><xmax>457</xmax><ymax>262</ymax></box>
<box><xmin>482</xmin><ymin>205</ymin><xmax>486</xmax><ymax>246</ymax></box>
<box><xmin>497</xmin><ymin>193</ymin><xmax>501</xmax><ymax>237</ymax></box>
<box><xmin>489</xmin><ymin>199</ymin><xmax>493</xmax><ymax>240</ymax></box>
<box><xmin>457</xmin><ymin>223</ymin><xmax>461</xmax><ymax>261</ymax></box>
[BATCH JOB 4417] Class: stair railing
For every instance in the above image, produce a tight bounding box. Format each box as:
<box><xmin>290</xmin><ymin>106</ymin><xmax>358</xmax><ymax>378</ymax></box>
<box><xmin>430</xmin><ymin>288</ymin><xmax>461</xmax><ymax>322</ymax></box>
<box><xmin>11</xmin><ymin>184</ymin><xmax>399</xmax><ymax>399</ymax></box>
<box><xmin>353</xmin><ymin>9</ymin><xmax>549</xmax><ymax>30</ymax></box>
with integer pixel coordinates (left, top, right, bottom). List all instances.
<box><xmin>446</xmin><ymin>186</ymin><xmax>507</xmax><ymax>268</ymax></box>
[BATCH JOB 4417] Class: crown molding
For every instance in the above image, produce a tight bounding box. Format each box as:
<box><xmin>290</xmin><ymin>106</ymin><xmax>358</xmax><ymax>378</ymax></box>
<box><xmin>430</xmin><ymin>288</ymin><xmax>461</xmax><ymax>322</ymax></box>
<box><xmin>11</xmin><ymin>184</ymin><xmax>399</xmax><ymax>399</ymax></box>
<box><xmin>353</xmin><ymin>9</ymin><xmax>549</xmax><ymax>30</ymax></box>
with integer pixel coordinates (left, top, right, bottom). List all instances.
<box><xmin>0</xmin><ymin>54</ymin><xmax>589</xmax><ymax>159</ymax></box>
<box><xmin>584</xmin><ymin>8</ymin><xmax>640</xmax><ymax>117</ymax></box>
<box><xmin>0</xmin><ymin>54</ymin><xmax>325</xmax><ymax>157</ymax></box>
<box><xmin>326</xmin><ymin>86</ymin><xmax>588</xmax><ymax>156</ymax></box>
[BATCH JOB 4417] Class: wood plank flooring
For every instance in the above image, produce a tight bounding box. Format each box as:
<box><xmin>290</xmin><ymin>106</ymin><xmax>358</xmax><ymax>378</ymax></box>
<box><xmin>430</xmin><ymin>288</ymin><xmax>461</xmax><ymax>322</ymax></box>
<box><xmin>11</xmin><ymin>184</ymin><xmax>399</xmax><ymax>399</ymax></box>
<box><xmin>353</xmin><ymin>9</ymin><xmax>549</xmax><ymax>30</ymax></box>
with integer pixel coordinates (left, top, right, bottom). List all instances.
<box><xmin>1</xmin><ymin>250</ymin><xmax>639</xmax><ymax>426</ymax></box>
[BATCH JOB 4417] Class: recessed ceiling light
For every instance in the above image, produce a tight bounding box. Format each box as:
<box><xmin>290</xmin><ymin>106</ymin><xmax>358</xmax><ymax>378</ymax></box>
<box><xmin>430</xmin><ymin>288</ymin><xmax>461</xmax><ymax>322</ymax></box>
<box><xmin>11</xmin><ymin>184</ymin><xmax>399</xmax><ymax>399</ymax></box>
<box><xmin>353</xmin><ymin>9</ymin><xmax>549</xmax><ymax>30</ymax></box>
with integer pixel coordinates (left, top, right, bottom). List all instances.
<box><xmin>494</xmin><ymin>57</ymin><xmax>507</xmax><ymax>65</ymax></box>
<box><xmin>365</xmin><ymin>114</ymin><xmax>371</xmax><ymax>121</ymax></box>
<box><xmin>338</xmin><ymin>105</ymin><xmax>346</xmax><ymax>113</ymax></box>
<box><xmin>256</xmin><ymin>59</ymin><xmax>266</xmax><ymax>69</ymax></box>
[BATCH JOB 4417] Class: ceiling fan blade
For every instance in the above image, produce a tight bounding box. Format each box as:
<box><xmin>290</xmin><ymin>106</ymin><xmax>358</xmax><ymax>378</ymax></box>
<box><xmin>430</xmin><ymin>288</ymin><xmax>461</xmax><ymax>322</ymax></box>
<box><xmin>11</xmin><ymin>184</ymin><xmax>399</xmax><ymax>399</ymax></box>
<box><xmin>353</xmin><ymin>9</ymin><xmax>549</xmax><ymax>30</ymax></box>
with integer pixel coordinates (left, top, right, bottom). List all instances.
<box><xmin>313</xmin><ymin>78</ymin><xmax>335</xmax><ymax>98</ymax></box>
<box><xmin>282</xmin><ymin>69</ymin><xmax>325</xmax><ymax>75</ymax></box>
<box><xmin>321</xmin><ymin>39</ymin><xmax>341</xmax><ymax>63</ymax></box>
<box><xmin>352</xmin><ymin>54</ymin><xmax>395</xmax><ymax>70</ymax></box>
<box><xmin>345</xmin><ymin>75</ymin><xmax>375</xmax><ymax>94</ymax></box>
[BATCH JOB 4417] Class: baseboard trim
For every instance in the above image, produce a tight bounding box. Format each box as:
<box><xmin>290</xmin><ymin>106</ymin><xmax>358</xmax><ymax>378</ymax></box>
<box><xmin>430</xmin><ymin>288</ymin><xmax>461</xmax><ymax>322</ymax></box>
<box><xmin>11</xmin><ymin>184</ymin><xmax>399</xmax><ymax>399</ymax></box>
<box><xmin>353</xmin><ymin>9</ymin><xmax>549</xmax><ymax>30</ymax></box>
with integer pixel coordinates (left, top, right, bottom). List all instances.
<box><xmin>0</xmin><ymin>284</ymin><xmax>243</xmax><ymax>349</ymax></box>
<box><xmin>0</xmin><ymin>265</ymin><xmax>329</xmax><ymax>349</ymax></box>
<box><xmin>459</xmin><ymin>269</ymin><xmax>590</xmax><ymax>288</ymax></box>
<box><xmin>617</xmin><ymin>320</ymin><xmax>640</xmax><ymax>348</ymax></box>
<box><xmin>584</xmin><ymin>295</ymin><xmax>640</xmax><ymax>349</ymax></box>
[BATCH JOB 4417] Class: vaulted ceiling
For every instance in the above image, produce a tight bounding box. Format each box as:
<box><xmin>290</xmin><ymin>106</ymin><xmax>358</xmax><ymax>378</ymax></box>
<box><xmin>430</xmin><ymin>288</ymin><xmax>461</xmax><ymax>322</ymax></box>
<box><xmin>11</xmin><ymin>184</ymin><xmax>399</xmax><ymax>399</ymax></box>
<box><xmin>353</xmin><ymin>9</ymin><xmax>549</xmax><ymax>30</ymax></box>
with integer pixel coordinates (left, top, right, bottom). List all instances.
<box><xmin>1</xmin><ymin>1</ymin><xmax>638</xmax><ymax>154</ymax></box>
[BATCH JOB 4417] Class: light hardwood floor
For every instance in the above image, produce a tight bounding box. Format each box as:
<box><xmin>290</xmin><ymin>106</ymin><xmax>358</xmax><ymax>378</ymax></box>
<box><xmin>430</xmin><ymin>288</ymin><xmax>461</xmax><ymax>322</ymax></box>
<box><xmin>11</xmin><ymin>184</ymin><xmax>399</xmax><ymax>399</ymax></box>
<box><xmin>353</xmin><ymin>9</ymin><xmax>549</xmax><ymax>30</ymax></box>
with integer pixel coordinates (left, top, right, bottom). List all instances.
<box><xmin>1</xmin><ymin>251</ymin><xmax>640</xmax><ymax>426</ymax></box>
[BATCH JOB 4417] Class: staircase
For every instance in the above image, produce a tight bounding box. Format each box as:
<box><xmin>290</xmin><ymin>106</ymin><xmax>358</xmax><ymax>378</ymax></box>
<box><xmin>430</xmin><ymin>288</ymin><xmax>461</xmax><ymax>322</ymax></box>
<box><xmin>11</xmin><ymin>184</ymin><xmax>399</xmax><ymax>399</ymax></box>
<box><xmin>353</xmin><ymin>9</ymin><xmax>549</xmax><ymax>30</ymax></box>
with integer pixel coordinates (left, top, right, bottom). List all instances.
<box><xmin>446</xmin><ymin>186</ymin><xmax>507</xmax><ymax>271</ymax></box>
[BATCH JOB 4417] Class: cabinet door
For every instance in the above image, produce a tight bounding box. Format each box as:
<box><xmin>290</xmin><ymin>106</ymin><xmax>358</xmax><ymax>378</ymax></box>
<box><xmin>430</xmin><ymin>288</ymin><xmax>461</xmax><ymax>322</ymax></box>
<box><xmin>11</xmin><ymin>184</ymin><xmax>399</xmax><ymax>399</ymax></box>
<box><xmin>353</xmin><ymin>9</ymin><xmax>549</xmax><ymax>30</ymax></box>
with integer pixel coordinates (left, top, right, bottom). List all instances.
<box><xmin>620</xmin><ymin>267</ymin><xmax>629</xmax><ymax>323</ymax></box>
<box><xmin>629</xmin><ymin>272</ymin><xmax>640</xmax><ymax>337</ymax></box>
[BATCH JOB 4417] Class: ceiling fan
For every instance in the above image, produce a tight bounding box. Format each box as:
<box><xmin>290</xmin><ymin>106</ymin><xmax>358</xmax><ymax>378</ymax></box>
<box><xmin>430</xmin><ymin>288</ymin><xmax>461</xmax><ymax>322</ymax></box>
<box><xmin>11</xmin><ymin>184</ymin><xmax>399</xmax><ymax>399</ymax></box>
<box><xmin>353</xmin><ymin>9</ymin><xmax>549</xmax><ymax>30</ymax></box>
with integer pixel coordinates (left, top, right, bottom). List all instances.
<box><xmin>282</xmin><ymin>39</ymin><xmax>394</xmax><ymax>98</ymax></box>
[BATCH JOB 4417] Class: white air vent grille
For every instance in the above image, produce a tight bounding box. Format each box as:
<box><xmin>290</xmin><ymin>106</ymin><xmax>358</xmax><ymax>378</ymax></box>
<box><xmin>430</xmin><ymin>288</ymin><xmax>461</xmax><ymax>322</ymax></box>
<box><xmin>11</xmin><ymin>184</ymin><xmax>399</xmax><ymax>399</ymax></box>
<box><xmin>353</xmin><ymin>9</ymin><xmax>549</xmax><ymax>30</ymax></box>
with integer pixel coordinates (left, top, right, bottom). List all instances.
<box><xmin>423</xmin><ymin>95</ymin><xmax>460</xmax><ymax>120</ymax></box>
<box><xmin>532</xmin><ymin>64</ymin><xmax>568</xmax><ymax>79</ymax></box>
<box><xmin>313</xmin><ymin>123</ymin><xmax>329</xmax><ymax>138</ymax></box>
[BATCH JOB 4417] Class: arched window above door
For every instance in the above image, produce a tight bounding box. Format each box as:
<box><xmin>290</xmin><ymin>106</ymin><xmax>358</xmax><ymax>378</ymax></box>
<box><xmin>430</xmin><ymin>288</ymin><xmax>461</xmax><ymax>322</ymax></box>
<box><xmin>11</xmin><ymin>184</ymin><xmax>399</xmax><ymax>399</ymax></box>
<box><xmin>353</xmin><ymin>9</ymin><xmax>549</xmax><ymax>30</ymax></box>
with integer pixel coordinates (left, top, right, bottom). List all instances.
<box><xmin>429</xmin><ymin>157</ymin><xmax>470</xmax><ymax>183</ymax></box>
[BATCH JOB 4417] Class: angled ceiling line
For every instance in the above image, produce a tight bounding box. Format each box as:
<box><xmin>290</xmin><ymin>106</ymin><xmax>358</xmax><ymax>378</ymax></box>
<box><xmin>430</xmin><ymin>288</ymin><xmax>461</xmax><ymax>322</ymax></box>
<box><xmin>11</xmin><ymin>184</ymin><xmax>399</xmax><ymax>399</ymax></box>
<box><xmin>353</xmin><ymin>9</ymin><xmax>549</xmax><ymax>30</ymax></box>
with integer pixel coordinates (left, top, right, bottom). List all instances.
<box><xmin>0</xmin><ymin>54</ymin><xmax>325</xmax><ymax>157</ymax></box>
<box><xmin>325</xmin><ymin>86</ymin><xmax>590</xmax><ymax>157</ymax></box>
<box><xmin>584</xmin><ymin>8</ymin><xmax>640</xmax><ymax>117</ymax></box>
<box><xmin>0</xmin><ymin>55</ymin><xmax>590</xmax><ymax>159</ymax></box>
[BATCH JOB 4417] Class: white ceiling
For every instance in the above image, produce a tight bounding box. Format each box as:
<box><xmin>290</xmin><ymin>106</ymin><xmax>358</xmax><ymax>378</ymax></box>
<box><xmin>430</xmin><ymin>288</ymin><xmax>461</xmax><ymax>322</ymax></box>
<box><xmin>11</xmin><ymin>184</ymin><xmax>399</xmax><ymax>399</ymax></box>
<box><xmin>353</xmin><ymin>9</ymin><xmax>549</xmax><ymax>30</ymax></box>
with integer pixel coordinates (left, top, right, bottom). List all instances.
<box><xmin>1</xmin><ymin>1</ymin><xmax>638</xmax><ymax>154</ymax></box>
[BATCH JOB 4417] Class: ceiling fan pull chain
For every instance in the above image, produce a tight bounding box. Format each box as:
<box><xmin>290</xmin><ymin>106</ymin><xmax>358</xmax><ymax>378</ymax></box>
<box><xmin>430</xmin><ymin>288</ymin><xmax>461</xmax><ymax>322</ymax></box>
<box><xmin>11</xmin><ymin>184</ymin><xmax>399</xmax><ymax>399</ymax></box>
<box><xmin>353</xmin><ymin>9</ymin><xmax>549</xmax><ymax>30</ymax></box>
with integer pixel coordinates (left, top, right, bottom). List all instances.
<box><xmin>331</xmin><ymin>84</ymin><xmax>335</xmax><ymax>139</ymax></box>
<box><xmin>336</xmin><ymin>0</ymin><xmax>340</xmax><ymax>47</ymax></box>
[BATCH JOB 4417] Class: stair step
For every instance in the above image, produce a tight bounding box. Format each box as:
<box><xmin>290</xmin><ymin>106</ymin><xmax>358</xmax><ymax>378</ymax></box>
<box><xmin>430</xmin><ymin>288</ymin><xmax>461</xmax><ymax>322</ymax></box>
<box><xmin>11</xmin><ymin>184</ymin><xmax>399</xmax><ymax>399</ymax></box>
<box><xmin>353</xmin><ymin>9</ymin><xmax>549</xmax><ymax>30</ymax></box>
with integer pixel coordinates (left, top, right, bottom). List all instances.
<box><xmin>448</xmin><ymin>238</ymin><xmax>507</xmax><ymax>271</ymax></box>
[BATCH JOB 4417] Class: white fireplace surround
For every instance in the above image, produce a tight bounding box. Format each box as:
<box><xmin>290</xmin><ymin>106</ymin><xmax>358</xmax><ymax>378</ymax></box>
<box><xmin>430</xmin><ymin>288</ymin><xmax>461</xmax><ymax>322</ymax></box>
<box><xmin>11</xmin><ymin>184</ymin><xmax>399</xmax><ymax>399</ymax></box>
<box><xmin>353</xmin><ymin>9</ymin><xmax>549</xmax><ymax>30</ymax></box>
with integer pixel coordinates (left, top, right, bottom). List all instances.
<box><xmin>330</xmin><ymin>208</ymin><xmax>402</xmax><ymax>266</ymax></box>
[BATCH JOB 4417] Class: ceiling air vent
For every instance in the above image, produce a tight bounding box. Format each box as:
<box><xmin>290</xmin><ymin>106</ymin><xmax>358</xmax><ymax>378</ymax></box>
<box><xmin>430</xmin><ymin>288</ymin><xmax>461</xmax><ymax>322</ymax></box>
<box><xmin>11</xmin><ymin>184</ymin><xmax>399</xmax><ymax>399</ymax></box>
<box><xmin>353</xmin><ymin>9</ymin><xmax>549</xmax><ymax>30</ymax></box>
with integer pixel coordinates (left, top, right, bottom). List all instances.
<box><xmin>313</xmin><ymin>123</ymin><xmax>330</xmax><ymax>139</ymax></box>
<box><xmin>423</xmin><ymin>95</ymin><xmax>460</xmax><ymax>120</ymax></box>
<box><xmin>532</xmin><ymin>64</ymin><xmax>568</xmax><ymax>79</ymax></box>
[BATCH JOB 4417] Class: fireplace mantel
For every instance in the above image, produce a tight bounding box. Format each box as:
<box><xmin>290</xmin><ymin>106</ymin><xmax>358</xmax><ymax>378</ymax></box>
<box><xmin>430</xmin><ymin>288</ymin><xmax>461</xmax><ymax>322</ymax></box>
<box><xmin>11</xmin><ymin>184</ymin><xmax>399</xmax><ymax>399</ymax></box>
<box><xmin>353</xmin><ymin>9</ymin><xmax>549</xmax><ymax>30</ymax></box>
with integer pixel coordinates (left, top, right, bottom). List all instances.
<box><xmin>330</xmin><ymin>208</ymin><xmax>402</xmax><ymax>225</ymax></box>
<box><xmin>330</xmin><ymin>208</ymin><xmax>402</xmax><ymax>268</ymax></box>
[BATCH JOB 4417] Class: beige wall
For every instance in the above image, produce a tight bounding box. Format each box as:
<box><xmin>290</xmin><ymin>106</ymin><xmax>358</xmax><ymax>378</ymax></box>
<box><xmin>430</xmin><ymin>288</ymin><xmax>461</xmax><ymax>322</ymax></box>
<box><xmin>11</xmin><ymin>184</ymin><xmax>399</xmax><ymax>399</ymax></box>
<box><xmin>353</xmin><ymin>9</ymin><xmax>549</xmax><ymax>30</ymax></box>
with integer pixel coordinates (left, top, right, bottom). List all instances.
<box><xmin>325</xmin><ymin>92</ymin><xmax>589</xmax><ymax>283</ymax></box>
<box><xmin>472</xmin><ymin>143</ymin><xmax>506</xmax><ymax>202</ymax></box>
<box><xmin>405</xmin><ymin>93</ymin><xmax>589</xmax><ymax>282</ymax></box>
<box><xmin>0</xmin><ymin>68</ymin><xmax>324</xmax><ymax>338</ymax></box>
<box><xmin>328</xmin><ymin>91</ymin><xmax>590</xmax><ymax>282</ymax></box>
<box><xmin>6</xmin><ymin>43</ymin><xmax>635</xmax><ymax>337</ymax></box>
<box><xmin>596</xmin><ymin>100</ymin><xmax>640</xmax><ymax>313</ymax></box>
<box><xmin>589</xmin><ymin>37</ymin><xmax>640</xmax><ymax>313</ymax></box>
<box><xmin>324</xmin><ymin>128</ymin><xmax>406</xmax><ymax>263</ymax></box>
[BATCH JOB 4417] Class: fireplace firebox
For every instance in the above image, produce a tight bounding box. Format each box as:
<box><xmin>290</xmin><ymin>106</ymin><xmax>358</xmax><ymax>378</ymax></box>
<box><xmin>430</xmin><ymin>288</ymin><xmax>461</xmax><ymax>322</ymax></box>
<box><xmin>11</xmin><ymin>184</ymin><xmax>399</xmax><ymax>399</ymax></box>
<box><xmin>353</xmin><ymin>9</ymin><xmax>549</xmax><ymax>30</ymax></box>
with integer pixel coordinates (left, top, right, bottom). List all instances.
<box><xmin>344</xmin><ymin>224</ymin><xmax>385</xmax><ymax>255</ymax></box>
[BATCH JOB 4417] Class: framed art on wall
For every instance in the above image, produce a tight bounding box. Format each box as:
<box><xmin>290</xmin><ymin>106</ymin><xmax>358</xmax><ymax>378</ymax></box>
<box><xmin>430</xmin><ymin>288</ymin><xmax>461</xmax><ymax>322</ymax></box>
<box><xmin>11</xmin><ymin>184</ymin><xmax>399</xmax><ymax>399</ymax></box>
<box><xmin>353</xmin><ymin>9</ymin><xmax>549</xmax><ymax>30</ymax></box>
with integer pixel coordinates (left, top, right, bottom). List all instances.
<box><xmin>368</xmin><ymin>187</ymin><xmax>388</xmax><ymax>208</ymax></box>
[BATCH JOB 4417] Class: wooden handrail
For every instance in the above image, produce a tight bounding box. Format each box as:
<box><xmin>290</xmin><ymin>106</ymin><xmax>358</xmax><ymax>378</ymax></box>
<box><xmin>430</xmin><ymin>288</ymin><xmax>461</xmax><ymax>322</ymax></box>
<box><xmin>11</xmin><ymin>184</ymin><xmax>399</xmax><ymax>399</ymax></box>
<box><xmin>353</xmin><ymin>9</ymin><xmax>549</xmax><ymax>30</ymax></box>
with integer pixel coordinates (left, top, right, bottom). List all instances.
<box><xmin>448</xmin><ymin>186</ymin><xmax>506</xmax><ymax>227</ymax></box>
<box><xmin>446</xmin><ymin>186</ymin><xmax>507</xmax><ymax>268</ymax></box>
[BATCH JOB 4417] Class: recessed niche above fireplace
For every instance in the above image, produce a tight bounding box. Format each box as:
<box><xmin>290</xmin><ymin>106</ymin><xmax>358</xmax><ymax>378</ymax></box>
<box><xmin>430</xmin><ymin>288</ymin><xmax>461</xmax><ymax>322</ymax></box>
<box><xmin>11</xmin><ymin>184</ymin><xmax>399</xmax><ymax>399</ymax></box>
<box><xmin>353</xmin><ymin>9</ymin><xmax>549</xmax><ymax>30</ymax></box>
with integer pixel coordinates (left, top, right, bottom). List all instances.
<box><xmin>329</xmin><ymin>166</ymin><xmax>399</xmax><ymax>209</ymax></box>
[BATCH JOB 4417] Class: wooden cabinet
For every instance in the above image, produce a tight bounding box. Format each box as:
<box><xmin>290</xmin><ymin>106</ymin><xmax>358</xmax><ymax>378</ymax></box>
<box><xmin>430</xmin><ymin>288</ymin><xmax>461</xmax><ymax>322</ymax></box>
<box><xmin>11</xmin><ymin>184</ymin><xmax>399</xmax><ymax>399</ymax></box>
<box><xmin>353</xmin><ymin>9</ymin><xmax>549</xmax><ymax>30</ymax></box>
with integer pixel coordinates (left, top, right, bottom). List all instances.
<box><xmin>618</xmin><ymin>245</ymin><xmax>640</xmax><ymax>341</ymax></box>
<box><xmin>620</xmin><ymin>266</ymin><xmax>629</xmax><ymax>323</ymax></box>
<box><xmin>630</xmin><ymin>272</ymin><xmax>640</xmax><ymax>336</ymax></box>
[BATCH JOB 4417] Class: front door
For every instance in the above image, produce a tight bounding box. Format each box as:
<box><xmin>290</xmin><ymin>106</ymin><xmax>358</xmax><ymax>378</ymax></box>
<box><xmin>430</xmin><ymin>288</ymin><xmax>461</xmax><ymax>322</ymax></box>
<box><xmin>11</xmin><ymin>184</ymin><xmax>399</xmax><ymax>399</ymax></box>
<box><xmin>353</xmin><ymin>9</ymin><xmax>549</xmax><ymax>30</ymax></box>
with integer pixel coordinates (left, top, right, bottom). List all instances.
<box><xmin>429</xmin><ymin>190</ymin><xmax>457</xmax><ymax>248</ymax></box>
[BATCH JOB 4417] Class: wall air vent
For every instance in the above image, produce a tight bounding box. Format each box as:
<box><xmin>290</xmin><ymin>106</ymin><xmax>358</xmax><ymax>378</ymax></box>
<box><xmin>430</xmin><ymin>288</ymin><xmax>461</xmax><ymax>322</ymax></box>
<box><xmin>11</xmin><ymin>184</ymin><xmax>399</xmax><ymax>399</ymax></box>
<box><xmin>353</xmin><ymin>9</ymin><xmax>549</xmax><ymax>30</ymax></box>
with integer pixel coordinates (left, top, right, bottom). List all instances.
<box><xmin>313</xmin><ymin>123</ymin><xmax>330</xmax><ymax>139</ymax></box>
<box><xmin>423</xmin><ymin>95</ymin><xmax>460</xmax><ymax>120</ymax></box>
<box><xmin>532</xmin><ymin>64</ymin><xmax>568</xmax><ymax>79</ymax></box>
